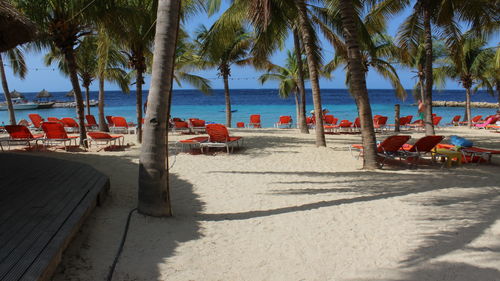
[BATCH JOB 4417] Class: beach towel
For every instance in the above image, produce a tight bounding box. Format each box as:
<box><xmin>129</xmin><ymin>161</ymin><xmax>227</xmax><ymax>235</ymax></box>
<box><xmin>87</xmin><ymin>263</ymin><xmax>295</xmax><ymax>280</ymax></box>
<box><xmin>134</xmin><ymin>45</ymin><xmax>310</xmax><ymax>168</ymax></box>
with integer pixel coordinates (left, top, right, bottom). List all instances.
<box><xmin>449</xmin><ymin>135</ymin><xmax>473</xmax><ymax>148</ymax></box>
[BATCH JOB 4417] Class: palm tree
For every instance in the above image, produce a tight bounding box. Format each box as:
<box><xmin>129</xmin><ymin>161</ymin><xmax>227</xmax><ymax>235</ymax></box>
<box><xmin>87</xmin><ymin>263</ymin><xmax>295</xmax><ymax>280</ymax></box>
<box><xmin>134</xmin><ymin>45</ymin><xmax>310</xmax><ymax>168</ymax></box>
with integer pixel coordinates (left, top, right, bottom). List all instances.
<box><xmin>331</xmin><ymin>0</ymin><xmax>379</xmax><ymax>169</ymax></box>
<box><xmin>205</xmin><ymin>0</ymin><xmax>327</xmax><ymax>144</ymax></box>
<box><xmin>0</xmin><ymin>47</ymin><xmax>26</xmax><ymax>125</ymax></box>
<box><xmin>45</xmin><ymin>35</ymin><xmax>130</xmax><ymax>128</ymax></box>
<box><xmin>13</xmin><ymin>0</ymin><xmax>110</xmax><ymax>146</ymax></box>
<box><xmin>324</xmin><ymin>34</ymin><xmax>407</xmax><ymax>100</ymax></box>
<box><xmin>377</xmin><ymin>0</ymin><xmax>498</xmax><ymax>135</ymax></box>
<box><xmin>107</xmin><ymin>0</ymin><xmax>157</xmax><ymax>143</ymax></box>
<box><xmin>139</xmin><ymin>0</ymin><xmax>182</xmax><ymax>217</ymax></box>
<box><xmin>434</xmin><ymin>34</ymin><xmax>495</xmax><ymax>127</ymax></box>
<box><xmin>259</xmin><ymin>50</ymin><xmax>329</xmax><ymax>128</ymax></box>
<box><xmin>196</xmin><ymin>24</ymin><xmax>252</xmax><ymax>128</ymax></box>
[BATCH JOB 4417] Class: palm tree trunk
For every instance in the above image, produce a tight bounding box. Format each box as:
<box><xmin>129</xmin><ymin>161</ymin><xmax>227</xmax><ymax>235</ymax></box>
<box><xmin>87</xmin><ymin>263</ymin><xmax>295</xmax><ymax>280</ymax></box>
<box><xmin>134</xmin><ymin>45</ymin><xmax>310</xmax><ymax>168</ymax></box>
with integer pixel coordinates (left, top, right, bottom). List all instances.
<box><xmin>136</xmin><ymin>69</ymin><xmax>144</xmax><ymax>142</ymax></box>
<box><xmin>294</xmin><ymin>91</ymin><xmax>300</xmax><ymax>127</ymax></box>
<box><xmin>223</xmin><ymin>72</ymin><xmax>232</xmax><ymax>127</ymax></box>
<box><xmin>465</xmin><ymin>87</ymin><xmax>472</xmax><ymax>127</ymax></box>
<box><xmin>496</xmin><ymin>81</ymin><xmax>499</xmax><ymax>109</ymax></box>
<box><xmin>63</xmin><ymin>49</ymin><xmax>87</xmax><ymax>147</ymax></box>
<box><xmin>84</xmin><ymin>84</ymin><xmax>91</xmax><ymax>116</ymax></box>
<box><xmin>423</xmin><ymin>0</ymin><xmax>435</xmax><ymax>135</ymax></box>
<box><xmin>138</xmin><ymin>0</ymin><xmax>181</xmax><ymax>217</ymax></box>
<box><xmin>0</xmin><ymin>55</ymin><xmax>16</xmax><ymax>125</ymax></box>
<box><xmin>293</xmin><ymin>28</ymin><xmax>309</xmax><ymax>134</ymax></box>
<box><xmin>339</xmin><ymin>0</ymin><xmax>378</xmax><ymax>169</ymax></box>
<box><xmin>296</xmin><ymin>0</ymin><xmax>325</xmax><ymax>146</ymax></box>
<box><xmin>98</xmin><ymin>77</ymin><xmax>108</xmax><ymax>131</ymax></box>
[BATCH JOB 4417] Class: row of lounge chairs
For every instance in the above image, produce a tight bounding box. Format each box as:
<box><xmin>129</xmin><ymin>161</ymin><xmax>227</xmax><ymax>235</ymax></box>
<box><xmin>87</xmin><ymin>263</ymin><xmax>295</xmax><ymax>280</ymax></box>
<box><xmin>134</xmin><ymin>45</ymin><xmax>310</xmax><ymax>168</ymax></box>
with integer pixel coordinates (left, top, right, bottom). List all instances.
<box><xmin>0</xmin><ymin>122</ymin><xmax>124</xmax><ymax>151</ymax></box>
<box><xmin>350</xmin><ymin>134</ymin><xmax>500</xmax><ymax>168</ymax></box>
<box><xmin>28</xmin><ymin>113</ymin><xmax>135</xmax><ymax>134</ymax></box>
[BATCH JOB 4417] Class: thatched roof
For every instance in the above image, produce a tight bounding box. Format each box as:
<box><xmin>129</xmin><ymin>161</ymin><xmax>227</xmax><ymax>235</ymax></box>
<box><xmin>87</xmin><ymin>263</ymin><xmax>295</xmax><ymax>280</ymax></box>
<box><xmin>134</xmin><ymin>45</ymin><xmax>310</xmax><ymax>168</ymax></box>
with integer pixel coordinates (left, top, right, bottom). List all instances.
<box><xmin>10</xmin><ymin>90</ymin><xmax>24</xmax><ymax>98</ymax></box>
<box><xmin>66</xmin><ymin>90</ymin><xmax>75</xmax><ymax>97</ymax></box>
<box><xmin>37</xmin><ymin>89</ymin><xmax>52</xmax><ymax>98</ymax></box>
<box><xmin>0</xmin><ymin>1</ymin><xmax>36</xmax><ymax>52</ymax></box>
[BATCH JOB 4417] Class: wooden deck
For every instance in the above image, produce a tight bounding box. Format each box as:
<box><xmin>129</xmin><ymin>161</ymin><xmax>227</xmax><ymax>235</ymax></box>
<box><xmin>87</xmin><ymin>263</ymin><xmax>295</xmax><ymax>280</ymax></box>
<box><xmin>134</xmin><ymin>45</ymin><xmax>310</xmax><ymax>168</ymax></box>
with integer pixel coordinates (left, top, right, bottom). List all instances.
<box><xmin>0</xmin><ymin>153</ymin><xmax>109</xmax><ymax>281</ymax></box>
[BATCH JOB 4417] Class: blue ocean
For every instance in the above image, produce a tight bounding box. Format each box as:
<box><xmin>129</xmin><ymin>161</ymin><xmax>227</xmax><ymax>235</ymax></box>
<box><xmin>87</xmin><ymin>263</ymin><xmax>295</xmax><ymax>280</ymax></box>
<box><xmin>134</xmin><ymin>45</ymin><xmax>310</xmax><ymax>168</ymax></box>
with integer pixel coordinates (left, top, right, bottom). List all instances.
<box><xmin>1</xmin><ymin>89</ymin><xmax>497</xmax><ymax>127</ymax></box>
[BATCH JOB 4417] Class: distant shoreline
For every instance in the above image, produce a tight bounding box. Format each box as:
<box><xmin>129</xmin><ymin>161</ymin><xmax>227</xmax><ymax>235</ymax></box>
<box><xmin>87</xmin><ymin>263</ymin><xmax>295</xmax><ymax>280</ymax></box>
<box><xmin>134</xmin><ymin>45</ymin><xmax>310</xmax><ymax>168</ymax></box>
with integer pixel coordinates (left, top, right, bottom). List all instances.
<box><xmin>432</xmin><ymin>101</ymin><xmax>499</xmax><ymax>108</ymax></box>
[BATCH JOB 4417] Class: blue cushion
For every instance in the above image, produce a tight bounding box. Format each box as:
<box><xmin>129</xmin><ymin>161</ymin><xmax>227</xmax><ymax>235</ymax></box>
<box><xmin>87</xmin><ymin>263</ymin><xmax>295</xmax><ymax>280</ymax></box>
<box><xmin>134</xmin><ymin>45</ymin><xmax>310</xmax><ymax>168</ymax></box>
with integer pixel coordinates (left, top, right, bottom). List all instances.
<box><xmin>449</xmin><ymin>135</ymin><xmax>473</xmax><ymax>147</ymax></box>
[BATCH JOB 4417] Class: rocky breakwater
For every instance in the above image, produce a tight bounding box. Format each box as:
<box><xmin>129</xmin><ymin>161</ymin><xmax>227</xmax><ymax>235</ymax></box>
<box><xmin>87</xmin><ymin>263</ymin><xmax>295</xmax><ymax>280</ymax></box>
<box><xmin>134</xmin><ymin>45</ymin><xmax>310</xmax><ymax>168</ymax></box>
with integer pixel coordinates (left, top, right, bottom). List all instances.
<box><xmin>432</xmin><ymin>101</ymin><xmax>499</xmax><ymax>108</ymax></box>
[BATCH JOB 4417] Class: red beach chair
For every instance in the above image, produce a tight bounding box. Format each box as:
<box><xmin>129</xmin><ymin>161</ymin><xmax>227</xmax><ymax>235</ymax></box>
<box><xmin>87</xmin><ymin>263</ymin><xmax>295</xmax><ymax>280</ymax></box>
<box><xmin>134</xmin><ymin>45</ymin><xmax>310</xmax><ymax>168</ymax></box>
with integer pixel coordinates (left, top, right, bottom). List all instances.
<box><xmin>61</xmin><ymin>117</ymin><xmax>80</xmax><ymax>133</ymax></box>
<box><xmin>41</xmin><ymin>122</ymin><xmax>78</xmax><ymax>150</ymax></box>
<box><xmin>350</xmin><ymin>135</ymin><xmax>411</xmax><ymax>167</ymax></box>
<box><xmin>400</xmin><ymin>135</ymin><xmax>444</xmax><ymax>167</ymax></box>
<box><xmin>28</xmin><ymin>113</ymin><xmax>44</xmax><ymax>130</ymax></box>
<box><xmin>446</xmin><ymin>115</ymin><xmax>461</xmax><ymax>126</ymax></box>
<box><xmin>249</xmin><ymin>114</ymin><xmax>262</xmax><ymax>128</ymax></box>
<box><xmin>275</xmin><ymin>116</ymin><xmax>293</xmax><ymax>128</ymax></box>
<box><xmin>188</xmin><ymin>118</ymin><xmax>206</xmax><ymax>133</ymax></box>
<box><xmin>86</xmin><ymin>132</ymin><xmax>125</xmax><ymax>151</ymax></box>
<box><xmin>201</xmin><ymin>124</ymin><xmax>243</xmax><ymax>153</ymax></box>
<box><xmin>1</xmin><ymin>125</ymin><xmax>44</xmax><ymax>151</ymax></box>
<box><xmin>111</xmin><ymin>116</ymin><xmax>134</xmax><ymax>134</ymax></box>
<box><xmin>85</xmin><ymin>115</ymin><xmax>99</xmax><ymax>130</ymax></box>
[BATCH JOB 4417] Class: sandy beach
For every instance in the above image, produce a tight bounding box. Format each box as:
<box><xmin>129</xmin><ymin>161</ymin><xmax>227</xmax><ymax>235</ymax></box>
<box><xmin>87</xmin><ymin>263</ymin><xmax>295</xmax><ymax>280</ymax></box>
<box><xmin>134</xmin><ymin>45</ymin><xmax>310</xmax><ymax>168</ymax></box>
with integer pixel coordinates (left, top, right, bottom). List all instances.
<box><xmin>21</xmin><ymin>126</ymin><xmax>499</xmax><ymax>281</ymax></box>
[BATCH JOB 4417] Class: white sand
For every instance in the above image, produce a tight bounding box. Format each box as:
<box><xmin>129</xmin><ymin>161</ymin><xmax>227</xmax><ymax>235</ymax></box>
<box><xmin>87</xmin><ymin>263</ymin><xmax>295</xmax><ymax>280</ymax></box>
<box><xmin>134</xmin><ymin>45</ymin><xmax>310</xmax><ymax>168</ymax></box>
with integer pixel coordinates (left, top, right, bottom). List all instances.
<box><xmin>26</xmin><ymin>126</ymin><xmax>499</xmax><ymax>281</ymax></box>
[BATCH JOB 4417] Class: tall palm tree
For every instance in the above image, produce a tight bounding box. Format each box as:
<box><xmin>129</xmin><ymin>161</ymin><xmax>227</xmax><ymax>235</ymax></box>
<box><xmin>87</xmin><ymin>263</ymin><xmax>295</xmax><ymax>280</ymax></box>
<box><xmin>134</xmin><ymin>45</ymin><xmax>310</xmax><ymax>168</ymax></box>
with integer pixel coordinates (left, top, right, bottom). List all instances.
<box><xmin>139</xmin><ymin>0</ymin><xmax>182</xmax><ymax>217</ymax></box>
<box><xmin>434</xmin><ymin>34</ymin><xmax>495</xmax><ymax>127</ymax></box>
<box><xmin>107</xmin><ymin>0</ymin><xmax>157</xmax><ymax>143</ymax></box>
<box><xmin>196</xmin><ymin>24</ymin><xmax>252</xmax><ymax>128</ymax></box>
<box><xmin>205</xmin><ymin>0</ymin><xmax>327</xmax><ymax>144</ymax></box>
<box><xmin>333</xmin><ymin>0</ymin><xmax>379</xmax><ymax>169</ymax></box>
<box><xmin>0</xmin><ymin>47</ymin><xmax>26</xmax><ymax>125</ymax></box>
<box><xmin>13</xmin><ymin>0</ymin><xmax>110</xmax><ymax>146</ymax></box>
<box><xmin>376</xmin><ymin>0</ymin><xmax>498</xmax><ymax>135</ymax></box>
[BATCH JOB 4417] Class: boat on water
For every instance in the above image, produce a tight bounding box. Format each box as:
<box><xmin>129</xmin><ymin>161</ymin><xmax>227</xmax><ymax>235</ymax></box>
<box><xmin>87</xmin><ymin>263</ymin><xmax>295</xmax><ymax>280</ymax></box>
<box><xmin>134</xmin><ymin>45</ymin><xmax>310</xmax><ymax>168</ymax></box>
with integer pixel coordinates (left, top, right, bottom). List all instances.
<box><xmin>35</xmin><ymin>101</ymin><xmax>56</xmax><ymax>109</ymax></box>
<box><xmin>0</xmin><ymin>98</ymin><xmax>40</xmax><ymax>111</ymax></box>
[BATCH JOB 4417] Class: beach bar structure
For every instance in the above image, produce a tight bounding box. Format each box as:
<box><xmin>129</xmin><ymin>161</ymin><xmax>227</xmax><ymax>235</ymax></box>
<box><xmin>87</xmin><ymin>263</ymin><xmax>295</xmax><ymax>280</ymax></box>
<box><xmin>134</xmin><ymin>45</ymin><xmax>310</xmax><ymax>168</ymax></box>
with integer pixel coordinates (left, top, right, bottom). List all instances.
<box><xmin>0</xmin><ymin>154</ymin><xmax>109</xmax><ymax>281</ymax></box>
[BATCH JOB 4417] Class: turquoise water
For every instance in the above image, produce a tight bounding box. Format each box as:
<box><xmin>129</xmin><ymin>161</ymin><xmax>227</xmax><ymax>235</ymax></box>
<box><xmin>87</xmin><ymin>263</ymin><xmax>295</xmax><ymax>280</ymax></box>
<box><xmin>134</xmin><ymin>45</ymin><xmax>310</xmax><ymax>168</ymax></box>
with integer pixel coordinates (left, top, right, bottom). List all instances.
<box><xmin>1</xmin><ymin>89</ymin><xmax>497</xmax><ymax>128</ymax></box>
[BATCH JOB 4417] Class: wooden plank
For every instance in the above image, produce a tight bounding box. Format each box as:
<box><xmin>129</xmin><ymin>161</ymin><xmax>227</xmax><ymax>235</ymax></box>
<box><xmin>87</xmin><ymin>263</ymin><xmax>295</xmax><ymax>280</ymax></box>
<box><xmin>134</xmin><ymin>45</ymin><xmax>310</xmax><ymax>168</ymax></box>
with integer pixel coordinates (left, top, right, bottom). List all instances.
<box><xmin>22</xmin><ymin>177</ymin><xmax>109</xmax><ymax>281</ymax></box>
<box><xmin>0</xmin><ymin>168</ymin><xmax>99</xmax><ymax>280</ymax></box>
<box><xmin>0</xmin><ymin>163</ymin><xmax>90</xmax><ymax>261</ymax></box>
<box><xmin>0</xmin><ymin>154</ymin><xmax>109</xmax><ymax>281</ymax></box>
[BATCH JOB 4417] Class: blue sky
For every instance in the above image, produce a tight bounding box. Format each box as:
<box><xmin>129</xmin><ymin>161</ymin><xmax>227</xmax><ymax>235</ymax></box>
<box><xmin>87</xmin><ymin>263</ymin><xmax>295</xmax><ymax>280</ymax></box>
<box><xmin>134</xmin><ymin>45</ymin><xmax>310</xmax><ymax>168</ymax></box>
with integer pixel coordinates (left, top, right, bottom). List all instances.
<box><xmin>1</xmin><ymin>3</ymin><xmax>497</xmax><ymax>93</ymax></box>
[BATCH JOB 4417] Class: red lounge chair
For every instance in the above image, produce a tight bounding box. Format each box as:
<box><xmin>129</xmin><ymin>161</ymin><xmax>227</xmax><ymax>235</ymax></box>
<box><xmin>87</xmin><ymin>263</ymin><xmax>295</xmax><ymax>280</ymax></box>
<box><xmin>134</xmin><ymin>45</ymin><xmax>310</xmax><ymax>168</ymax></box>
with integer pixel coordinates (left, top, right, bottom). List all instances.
<box><xmin>61</xmin><ymin>117</ymin><xmax>80</xmax><ymax>133</ymax></box>
<box><xmin>433</xmin><ymin>116</ymin><xmax>442</xmax><ymax>128</ymax></box>
<box><xmin>275</xmin><ymin>116</ymin><xmax>293</xmax><ymax>128</ymax></box>
<box><xmin>325</xmin><ymin>119</ymin><xmax>352</xmax><ymax>133</ymax></box>
<box><xmin>47</xmin><ymin>117</ymin><xmax>62</xmax><ymax>123</ymax></box>
<box><xmin>172</xmin><ymin>120</ymin><xmax>190</xmax><ymax>133</ymax></box>
<box><xmin>176</xmin><ymin>136</ymin><xmax>209</xmax><ymax>152</ymax></box>
<box><xmin>249</xmin><ymin>114</ymin><xmax>262</xmax><ymax>128</ymax></box>
<box><xmin>436</xmin><ymin>144</ymin><xmax>500</xmax><ymax>164</ymax></box>
<box><xmin>400</xmin><ymin>135</ymin><xmax>444</xmax><ymax>167</ymax></box>
<box><xmin>189</xmin><ymin>118</ymin><xmax>206</xmax><ymax>133</ymax></box>
<box><xmin>236</xmin><ymin>122</ymin><xmax>245</xmax><ymax>128</ymax></box>
<box><xmin>446</xmin><ymin>115</ymin><xmax>461</xmax><ymax>126</ymax></box>
<box><xmin>41</xmin><ymin>122</ymin><xmax>78</xmax><ymax>150</ymax></box>
<box><xmin>106</xmin><ymin>116</ymin><xmax>114</xmax><ymax>127</ymax></box>
<box><xmin>28</xmin><ymin>114</ymin><xmax>44</xmax><ymax>130</ymax></box>
<box><xmin>323</xmin><ymin>115</ymin><xmax>335</xmax><ymax>125</ymax></box>
<box><xmin>459</xmin><ymin>115</ymin><xmax>482</xmax><ymax>125</ymax></box>
<box><xmin>85</xmin><ymin>115</ymin><xmax>99</xmax><ymax>130</ymax></box>
<box><xmin>350</xmin><ymin>135</ymin><xmax>411</xmax><ymax>167</ymax></box>
<box><xmin>111</xmin><ymin>116</ymin><xmax>134</xmax><ymax>134</ymax></box>
<box><xmin>374</xmin><ymin>116</ymin><xmax>388</xmax><ymax>132</ymax></box>
<box><xmin>201</xmin><ymin>124</ymin><xmax>243</xmax><ymax>153</ymax></box>
<box><xmin>86</xmin><ymin>132</ymin><xmax>124</xmax><ymax>151</ymax></box>
<box><xmin>1</xmin><ymin>125</ymin><xmax>44</xmax><ymax>151</ymax></box>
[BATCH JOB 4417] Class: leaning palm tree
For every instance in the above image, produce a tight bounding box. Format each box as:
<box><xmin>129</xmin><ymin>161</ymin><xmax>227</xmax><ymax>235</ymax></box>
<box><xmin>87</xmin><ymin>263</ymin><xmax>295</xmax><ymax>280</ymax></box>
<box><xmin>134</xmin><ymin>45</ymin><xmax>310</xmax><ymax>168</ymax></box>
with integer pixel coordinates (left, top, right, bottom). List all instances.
<box><xmin>13</xmin><ymin>0</ymin><xmax>113</xmax><ymax>146</ymax></box>
<box><xmin>376</xmin><ymin>0</ymin><xmax>498</xmax><ymax>135</ymax></box>
<box><xmin>0</xmin><ymin>47</ymin><xmax>26</xmax><ymax>125</ymax></box>
<box><xmin>139</xmin><ymin>0</ymin><xmax>182</xmax><ymax>217</ymax></box>
<box><xmin>196</xmin><ymin>24</ymin><xmax>252</xmax><ymax>128</ymax></box>
<box><xmin>434</xmin><ymin>34</ymin><xmax>495</xmax><ymax>127</ymax></box>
